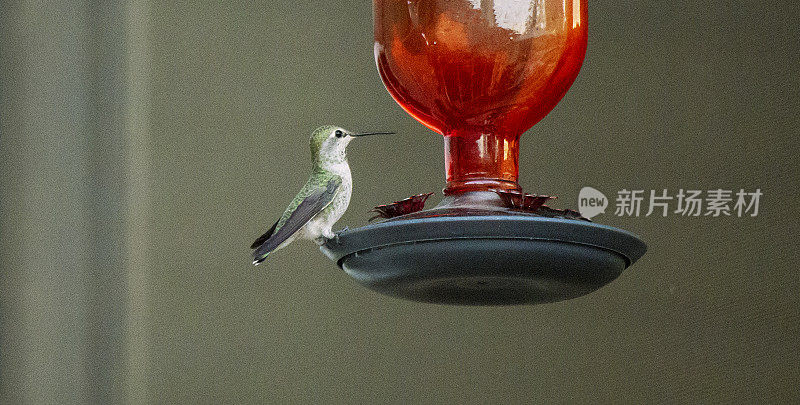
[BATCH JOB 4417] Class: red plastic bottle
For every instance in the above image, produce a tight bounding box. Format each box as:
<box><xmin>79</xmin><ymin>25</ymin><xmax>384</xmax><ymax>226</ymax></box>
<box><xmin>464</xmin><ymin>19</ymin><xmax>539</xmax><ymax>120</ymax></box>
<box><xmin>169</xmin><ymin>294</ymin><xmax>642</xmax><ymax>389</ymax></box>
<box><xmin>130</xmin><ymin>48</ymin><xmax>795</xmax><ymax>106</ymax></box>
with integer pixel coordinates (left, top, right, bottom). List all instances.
<box><xmin>374</xmin><ymin>0</ymin><xmax>588</xmax><ymax>194</ymax></box>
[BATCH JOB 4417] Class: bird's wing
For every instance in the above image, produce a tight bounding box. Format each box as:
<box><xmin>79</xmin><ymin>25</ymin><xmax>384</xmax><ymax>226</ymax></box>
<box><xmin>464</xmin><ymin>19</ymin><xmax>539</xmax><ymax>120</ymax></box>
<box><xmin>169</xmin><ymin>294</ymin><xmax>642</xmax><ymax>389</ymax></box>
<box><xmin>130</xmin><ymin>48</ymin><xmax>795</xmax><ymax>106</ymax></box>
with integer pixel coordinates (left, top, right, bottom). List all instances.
<box><xmin>251</xmin><ymin>176</ymin><xmax>341</xmax><ymax>261</ymax></box>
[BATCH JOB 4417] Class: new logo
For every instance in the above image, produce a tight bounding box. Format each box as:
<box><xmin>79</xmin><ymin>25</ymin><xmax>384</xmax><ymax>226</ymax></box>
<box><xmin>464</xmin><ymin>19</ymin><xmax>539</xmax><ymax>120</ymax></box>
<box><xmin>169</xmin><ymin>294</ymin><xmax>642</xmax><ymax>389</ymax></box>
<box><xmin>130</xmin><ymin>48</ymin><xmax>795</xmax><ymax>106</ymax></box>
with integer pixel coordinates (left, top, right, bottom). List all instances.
<box><xmin>578</xmin><ymin>187</ymin><xmax>608</xmax><ymax>220</ymax></box>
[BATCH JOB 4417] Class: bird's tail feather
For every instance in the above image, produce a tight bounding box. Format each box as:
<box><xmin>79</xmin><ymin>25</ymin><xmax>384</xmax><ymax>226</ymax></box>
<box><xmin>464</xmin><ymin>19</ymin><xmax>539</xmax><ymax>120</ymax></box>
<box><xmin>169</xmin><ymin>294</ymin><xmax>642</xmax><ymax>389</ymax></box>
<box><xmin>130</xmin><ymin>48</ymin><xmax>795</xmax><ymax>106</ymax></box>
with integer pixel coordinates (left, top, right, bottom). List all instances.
<box><xmin>252</xmin><ymin>252</ymin><xmax>269</xmax><ymax>265</ymax></box>
<box><xmin>251</xmin><ymin>220</ymin><xmax>279</xmax><ymax>249</ymax></box>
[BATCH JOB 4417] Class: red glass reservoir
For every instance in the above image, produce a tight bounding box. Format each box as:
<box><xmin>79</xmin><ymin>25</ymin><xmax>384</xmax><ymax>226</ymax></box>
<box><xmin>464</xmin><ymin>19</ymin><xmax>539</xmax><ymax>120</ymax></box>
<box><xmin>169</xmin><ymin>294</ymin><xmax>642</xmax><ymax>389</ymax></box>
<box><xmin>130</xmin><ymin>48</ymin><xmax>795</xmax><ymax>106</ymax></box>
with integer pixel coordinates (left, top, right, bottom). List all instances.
<box><xmin>375</xmin><ymin>0</ymin><xmax>588</xmax><ymax>194</ymax></box>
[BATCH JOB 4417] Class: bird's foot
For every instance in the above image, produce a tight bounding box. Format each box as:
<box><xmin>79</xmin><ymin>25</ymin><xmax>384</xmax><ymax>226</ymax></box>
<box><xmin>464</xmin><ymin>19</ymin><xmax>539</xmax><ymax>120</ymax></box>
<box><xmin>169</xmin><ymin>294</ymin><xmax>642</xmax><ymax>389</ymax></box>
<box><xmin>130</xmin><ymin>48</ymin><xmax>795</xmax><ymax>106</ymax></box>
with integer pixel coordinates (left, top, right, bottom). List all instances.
<box><xmin>333</xmin><ymin>226</ymin><xmax>349</xmax><ymax>245</ymax></box>
<box><xmin>316</xmin><ymin>229</ymin><xmax>338</xmax><ymax>246</ymax></box>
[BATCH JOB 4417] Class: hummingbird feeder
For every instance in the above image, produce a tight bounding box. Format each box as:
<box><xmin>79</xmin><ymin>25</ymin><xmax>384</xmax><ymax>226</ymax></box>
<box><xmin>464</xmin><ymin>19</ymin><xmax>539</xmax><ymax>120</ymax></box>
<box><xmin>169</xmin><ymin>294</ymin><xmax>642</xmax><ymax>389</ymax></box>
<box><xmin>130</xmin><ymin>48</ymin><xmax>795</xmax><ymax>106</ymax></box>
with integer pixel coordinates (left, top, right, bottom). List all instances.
<box><xmin>321</xmin><ymin>0</ymin><xmax>646</xmax><ymax>305</ymax></box>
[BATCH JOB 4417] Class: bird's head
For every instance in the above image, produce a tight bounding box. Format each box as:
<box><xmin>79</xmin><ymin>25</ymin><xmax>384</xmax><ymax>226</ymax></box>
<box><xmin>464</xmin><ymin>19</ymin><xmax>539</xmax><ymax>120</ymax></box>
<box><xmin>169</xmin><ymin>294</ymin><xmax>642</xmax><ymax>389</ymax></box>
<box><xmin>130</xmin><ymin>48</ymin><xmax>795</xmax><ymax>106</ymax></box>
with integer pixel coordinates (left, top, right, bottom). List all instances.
<box><xmin>309</xmin><ymin>125</ymin><xmax>394</xmax><ymax>164</ymax></box>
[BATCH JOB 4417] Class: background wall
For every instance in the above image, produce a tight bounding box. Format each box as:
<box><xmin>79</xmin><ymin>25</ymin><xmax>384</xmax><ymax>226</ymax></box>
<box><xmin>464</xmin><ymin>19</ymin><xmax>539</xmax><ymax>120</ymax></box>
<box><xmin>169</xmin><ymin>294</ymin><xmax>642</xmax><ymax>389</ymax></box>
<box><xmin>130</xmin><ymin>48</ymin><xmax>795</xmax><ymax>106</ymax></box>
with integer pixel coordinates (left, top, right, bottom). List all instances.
<box><xmin>1</xmin><ymin>0</ymin><xmax>798</xmax><ymax>403</ymax></box>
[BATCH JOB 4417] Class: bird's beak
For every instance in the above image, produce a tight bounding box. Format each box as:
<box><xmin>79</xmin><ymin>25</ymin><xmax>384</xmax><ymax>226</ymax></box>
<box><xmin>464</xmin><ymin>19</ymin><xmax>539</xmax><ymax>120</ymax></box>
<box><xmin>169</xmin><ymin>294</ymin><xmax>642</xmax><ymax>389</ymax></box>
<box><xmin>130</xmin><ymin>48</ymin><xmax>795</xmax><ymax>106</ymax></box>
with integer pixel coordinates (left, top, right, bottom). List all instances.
<box><xmin>348</xmin><ymin>131</ymin><xmax>395</xmax><ymax>137</ymax></box>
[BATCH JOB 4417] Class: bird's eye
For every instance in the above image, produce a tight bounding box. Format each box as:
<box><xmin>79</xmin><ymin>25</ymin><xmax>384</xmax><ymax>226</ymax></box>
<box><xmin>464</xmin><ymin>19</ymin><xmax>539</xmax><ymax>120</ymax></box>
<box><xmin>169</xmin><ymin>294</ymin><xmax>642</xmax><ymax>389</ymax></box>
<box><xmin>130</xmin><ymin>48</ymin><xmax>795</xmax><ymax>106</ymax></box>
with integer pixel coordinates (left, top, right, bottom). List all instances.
<box><xmin>334</xmin><ymin>130</ymin><xmax>344</xmax><ymax>138</ymax></box>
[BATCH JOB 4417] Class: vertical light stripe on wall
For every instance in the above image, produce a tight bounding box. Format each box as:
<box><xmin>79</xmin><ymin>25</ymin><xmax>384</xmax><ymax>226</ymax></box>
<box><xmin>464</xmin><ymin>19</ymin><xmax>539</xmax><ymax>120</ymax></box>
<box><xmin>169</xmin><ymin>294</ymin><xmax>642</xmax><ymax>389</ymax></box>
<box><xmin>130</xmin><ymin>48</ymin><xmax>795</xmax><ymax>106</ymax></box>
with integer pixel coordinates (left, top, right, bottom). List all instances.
<box><xmin>124</xmin><ymin>0</ymin><xmax>152</xmax><ymax>403</ymax></box>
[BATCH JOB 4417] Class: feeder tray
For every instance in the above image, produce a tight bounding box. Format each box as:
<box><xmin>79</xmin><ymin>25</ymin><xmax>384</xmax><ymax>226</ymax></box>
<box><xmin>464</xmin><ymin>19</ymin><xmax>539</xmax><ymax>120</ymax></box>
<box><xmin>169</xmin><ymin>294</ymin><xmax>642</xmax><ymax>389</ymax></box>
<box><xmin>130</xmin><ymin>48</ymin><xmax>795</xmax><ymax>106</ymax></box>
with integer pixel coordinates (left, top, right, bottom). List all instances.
<box><xmin>321</xmin><ymin>193</ymin><xmax>646</xmax><ymax>305</ymax></box>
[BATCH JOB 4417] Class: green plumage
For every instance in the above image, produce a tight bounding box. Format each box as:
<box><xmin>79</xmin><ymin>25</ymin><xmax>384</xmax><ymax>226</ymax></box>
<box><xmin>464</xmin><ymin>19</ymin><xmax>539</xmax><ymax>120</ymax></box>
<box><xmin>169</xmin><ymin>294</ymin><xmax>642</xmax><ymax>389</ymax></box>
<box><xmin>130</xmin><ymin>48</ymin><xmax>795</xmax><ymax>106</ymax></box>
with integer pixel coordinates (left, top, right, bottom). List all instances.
<box><xmin>275</xmin><ymin>168</ymin><xmax>340</xmax><ymax>233</ymax></box>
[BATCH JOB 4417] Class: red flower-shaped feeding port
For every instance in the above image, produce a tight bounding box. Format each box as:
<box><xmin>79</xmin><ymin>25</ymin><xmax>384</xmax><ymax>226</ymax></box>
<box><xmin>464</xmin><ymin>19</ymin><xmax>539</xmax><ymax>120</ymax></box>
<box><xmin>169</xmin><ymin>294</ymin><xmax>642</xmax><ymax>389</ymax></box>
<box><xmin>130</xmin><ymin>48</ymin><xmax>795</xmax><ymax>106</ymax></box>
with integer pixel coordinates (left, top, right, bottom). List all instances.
<box><xmin>370</xmin><ymin>193</ymin><xmax>434</xmax><ymax>221</ymax></box>
<box><xmin>496</xmin><ymin>190</ymin><xmax>589</xmax><ymax>221</ymax></box>
<box><xmin>496</xmin><ymin>190</ymin><xmax>555</xmax><ymax>211</ymax></box>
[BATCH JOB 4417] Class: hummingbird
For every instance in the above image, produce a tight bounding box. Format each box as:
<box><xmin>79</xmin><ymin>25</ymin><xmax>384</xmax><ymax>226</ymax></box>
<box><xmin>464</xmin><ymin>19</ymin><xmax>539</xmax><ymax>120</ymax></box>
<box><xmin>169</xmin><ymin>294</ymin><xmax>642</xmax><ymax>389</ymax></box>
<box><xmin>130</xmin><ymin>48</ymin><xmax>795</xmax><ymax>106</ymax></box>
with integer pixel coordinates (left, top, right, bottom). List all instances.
<box><xmin>250</xmin><ymin>125</ymin><xmax>393</xmax><ymax>265</ymax></box>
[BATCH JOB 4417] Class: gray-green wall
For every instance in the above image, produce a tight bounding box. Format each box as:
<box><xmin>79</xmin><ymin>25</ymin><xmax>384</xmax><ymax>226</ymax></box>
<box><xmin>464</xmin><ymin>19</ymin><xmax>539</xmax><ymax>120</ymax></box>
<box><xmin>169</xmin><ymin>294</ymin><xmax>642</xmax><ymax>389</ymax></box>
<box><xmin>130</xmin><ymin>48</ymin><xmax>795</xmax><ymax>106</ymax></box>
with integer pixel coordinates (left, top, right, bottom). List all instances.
<box><xmin>2</xmin><ymin>0</ymin><xmax>798</xmax><ymax>403</ymax></box>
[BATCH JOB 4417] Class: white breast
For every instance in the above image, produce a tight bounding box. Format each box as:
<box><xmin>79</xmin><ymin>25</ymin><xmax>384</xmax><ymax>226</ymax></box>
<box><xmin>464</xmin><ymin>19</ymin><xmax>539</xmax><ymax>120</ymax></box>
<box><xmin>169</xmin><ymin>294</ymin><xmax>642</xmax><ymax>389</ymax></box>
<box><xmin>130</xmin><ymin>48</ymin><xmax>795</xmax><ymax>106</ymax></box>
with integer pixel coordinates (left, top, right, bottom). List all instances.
<box><xmin>302</xmin><ymin>161</ymin><xmax>351</xmax><ymax>240</ymax></box>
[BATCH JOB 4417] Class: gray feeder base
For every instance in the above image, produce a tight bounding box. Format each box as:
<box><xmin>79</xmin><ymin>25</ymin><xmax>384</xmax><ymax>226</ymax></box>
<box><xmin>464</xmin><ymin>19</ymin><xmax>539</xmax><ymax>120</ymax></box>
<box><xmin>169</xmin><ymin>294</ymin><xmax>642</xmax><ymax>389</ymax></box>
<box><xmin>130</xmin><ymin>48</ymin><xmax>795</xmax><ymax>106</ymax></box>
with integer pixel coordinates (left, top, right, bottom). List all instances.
<box><xmin>321</xmin><ymin>215</ymin><xmax>646</xmax><ymax>306</ymax></box>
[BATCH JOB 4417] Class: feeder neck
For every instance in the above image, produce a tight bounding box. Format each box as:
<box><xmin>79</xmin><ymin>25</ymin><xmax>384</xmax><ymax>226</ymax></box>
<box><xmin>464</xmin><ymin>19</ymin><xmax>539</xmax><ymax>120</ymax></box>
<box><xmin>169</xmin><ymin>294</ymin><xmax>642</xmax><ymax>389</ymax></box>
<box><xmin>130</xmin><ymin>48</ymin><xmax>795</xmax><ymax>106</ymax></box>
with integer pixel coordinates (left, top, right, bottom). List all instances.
<box><xmin>443</xmin><ymin>129</ymin><xmax>521</xmax><ymax>195</ymax></box>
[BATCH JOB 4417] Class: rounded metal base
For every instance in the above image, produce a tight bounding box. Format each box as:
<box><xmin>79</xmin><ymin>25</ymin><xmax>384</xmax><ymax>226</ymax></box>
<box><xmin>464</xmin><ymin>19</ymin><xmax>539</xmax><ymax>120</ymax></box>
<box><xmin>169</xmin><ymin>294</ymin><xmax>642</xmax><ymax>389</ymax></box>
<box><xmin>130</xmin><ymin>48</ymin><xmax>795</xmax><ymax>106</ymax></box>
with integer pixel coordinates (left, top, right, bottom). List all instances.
<box><xmin>321</xmin><ymin>215</ymin><xmax>646</xmax><ymax>305</ymax></box>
